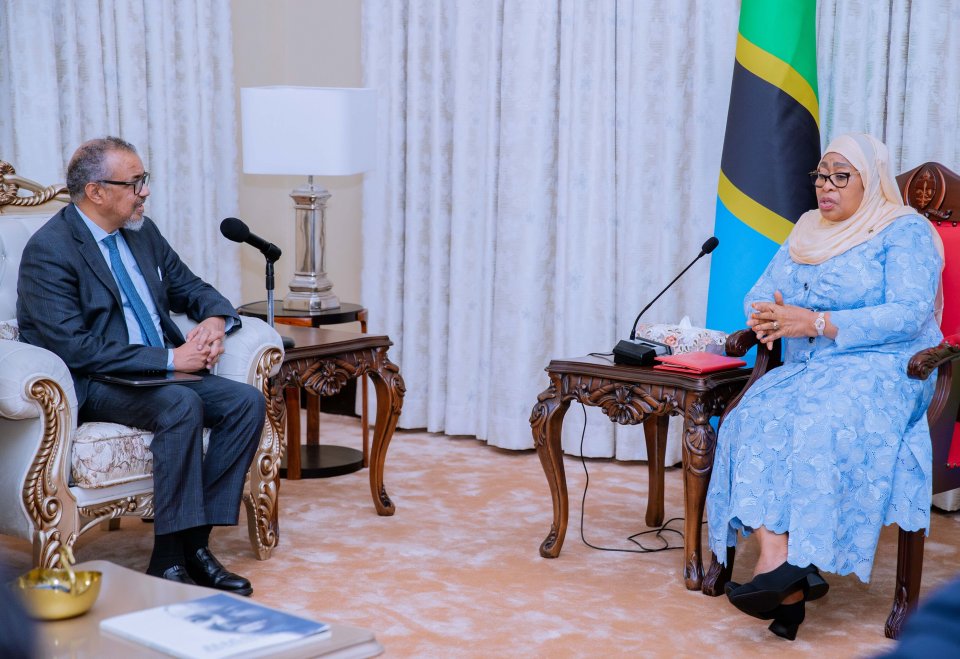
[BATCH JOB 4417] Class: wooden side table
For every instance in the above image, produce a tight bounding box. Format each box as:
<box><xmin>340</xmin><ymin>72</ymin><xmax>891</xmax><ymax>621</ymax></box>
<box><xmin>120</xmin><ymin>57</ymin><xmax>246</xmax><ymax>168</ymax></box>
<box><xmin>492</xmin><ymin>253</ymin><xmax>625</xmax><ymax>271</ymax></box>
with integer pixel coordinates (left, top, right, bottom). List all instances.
<box><xmin>269</xmin><ymin>327</ymin><xmax>405</xmax><ymax>516</ymax></box>
<box><xmin>238</xmin><ymin>301</ymin><xmax>371</xmax><ymax>477</ymax></box>
<box><xmin>530</xmin><ymin>355</ymin><xmax>750</xmax><ymax>590</ymax></box>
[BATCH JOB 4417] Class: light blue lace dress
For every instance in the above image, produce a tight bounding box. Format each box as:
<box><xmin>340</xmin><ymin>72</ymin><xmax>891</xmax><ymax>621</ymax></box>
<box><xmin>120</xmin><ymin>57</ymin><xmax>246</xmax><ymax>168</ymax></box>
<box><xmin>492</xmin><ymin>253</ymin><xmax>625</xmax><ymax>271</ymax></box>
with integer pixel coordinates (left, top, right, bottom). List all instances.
<box><xmin>706</xmin><ymin>215</ymin><xmax>942</xmax><ymax>582</ymax></box>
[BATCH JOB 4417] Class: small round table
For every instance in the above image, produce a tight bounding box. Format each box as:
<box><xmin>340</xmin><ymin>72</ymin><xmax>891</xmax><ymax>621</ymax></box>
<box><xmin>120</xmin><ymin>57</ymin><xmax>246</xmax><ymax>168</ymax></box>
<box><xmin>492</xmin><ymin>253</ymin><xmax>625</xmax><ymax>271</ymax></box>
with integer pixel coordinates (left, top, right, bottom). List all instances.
<box><xmin>238</xmin><ymin>301</ymin><xmax>367</xmax><ymax>329</ymax></box>
<box><xmin>238</xmin><ymin>300</ymin><xmax>369</xmax><ymax>479</ymax></box>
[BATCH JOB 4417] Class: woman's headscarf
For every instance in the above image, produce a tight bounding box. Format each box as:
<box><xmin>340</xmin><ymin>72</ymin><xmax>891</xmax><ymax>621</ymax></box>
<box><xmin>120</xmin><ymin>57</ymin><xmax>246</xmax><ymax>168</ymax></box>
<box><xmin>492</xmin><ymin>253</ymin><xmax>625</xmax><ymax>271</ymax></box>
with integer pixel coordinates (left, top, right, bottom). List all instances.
<box><xmin>789</xmin><ymin>133</ymin><xmax>918</xmax><ymax>264</ymax></box>
<box><xmin>789</xmin><ymin>132</ymin><xmax>944</xmax><ymax>320</ymax></box>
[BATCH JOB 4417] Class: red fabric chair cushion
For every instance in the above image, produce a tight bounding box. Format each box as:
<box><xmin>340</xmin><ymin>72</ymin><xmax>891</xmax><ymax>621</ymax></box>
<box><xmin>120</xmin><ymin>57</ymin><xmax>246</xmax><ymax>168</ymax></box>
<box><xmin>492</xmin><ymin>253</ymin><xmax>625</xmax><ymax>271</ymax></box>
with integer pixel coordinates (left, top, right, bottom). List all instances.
<box><xmin>935</xmin><ymin>225</ymin><xmax>960</xmax><ymax>336</ymax></box>
<box><xmin>936</xmin><ymin>227</ymin><xmax>960</xmax><ymax>467</ymax></box>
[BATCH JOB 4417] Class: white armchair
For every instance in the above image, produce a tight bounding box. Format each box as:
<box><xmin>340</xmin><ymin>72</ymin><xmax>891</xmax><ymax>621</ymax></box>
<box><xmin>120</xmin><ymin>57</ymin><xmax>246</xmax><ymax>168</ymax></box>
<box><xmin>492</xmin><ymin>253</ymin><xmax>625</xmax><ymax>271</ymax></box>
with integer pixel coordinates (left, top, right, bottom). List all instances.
<box><xmin>0</xmin><ymin>160</ymin><xmax>284</xmax><ymax>567</ymax></box>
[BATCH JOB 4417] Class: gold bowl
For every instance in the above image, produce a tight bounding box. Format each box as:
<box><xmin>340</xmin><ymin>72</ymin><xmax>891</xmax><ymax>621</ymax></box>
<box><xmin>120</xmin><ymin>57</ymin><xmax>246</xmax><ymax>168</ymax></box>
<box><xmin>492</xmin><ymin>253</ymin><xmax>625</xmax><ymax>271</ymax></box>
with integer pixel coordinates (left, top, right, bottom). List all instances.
<box><xmin>13</xmin><ymin>567</ymin><xmax>102</xmax><ymax>620</ymax></box>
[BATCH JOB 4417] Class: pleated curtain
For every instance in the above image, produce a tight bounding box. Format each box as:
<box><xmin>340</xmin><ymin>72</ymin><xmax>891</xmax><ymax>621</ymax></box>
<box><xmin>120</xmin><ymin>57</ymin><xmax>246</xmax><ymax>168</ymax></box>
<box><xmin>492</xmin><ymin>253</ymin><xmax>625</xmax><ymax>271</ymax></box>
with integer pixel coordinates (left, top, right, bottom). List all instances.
<box><xmin>0</xmin><ymin>0</ymin><xmax>241</xmax><ymax>300</ymax></box>
<box><xmin>362</xmin><ymin>0</ymin><xmax>960</xmax><ymax>462</ymax></box>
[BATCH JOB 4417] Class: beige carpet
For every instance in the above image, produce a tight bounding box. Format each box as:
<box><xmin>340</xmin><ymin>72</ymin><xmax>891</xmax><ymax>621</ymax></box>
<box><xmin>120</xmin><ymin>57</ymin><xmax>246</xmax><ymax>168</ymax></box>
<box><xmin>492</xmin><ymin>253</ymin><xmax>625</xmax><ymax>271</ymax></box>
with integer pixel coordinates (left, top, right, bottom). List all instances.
<box><xmin>3</xmin><ymin>412</ymin><xmax>960</xmax><ymax>657</ymax></box>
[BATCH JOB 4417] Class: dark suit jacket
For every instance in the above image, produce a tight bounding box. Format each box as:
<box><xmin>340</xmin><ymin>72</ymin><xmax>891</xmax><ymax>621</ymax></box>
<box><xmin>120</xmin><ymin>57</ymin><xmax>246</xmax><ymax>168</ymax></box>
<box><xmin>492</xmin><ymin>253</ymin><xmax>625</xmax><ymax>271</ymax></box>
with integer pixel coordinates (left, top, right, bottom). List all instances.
<box><xmin>16</xmin><ymin>203</ymin><xmax>240</xmax><ymax>405</ymax></box>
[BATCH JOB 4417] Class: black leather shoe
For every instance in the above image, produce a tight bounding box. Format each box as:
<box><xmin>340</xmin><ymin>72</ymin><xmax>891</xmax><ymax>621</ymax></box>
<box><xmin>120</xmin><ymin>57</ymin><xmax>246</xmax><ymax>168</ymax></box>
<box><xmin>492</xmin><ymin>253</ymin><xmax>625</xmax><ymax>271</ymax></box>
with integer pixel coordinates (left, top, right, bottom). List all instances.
<box><xmin>186</xmin><ymin>547</ymin><xmax>253</xmax><ymax>596</ymax></box>
<box><xmin>727</xmin><ymin>563</ymin><xmax>825</xmax><ymax>615</ymax></box>
<box><xmin>154</xmin><ymin>565</ymin><xmax>197</xmax><ymax>585</ymax></box>
<box><xmin>768</xmin><ymin>601</ymin><xmax>806</xmax><ymax>641</ymax></box>
<box><xmin>726</xmin><ymin>572</ymin><xmax>828</xmax><ymax>620</ymax></box>
<box><xmin>724</xmin><ymin>581</ymin><xmax>781</xmax><ymax>620</ymax></box>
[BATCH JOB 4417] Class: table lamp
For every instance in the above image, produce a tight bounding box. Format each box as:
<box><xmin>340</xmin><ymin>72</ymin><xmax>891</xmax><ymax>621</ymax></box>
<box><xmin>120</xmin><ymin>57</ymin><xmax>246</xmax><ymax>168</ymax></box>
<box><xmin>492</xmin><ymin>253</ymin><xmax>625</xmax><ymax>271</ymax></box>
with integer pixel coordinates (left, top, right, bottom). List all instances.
<box><xmin>241</xmin><ymin>86</ymin><xmax>377</xmax><ymax>311</ymax></box>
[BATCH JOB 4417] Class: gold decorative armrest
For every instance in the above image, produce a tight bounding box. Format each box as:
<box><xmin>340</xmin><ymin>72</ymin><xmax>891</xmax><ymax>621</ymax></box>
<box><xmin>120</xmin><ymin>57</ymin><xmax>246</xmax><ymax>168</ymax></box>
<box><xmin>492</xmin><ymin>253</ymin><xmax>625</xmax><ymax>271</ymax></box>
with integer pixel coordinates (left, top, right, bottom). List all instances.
<box><xmin>0</xmin><ymin>160</ymin><xmax>69</xmax><ymax>208</ymax></box>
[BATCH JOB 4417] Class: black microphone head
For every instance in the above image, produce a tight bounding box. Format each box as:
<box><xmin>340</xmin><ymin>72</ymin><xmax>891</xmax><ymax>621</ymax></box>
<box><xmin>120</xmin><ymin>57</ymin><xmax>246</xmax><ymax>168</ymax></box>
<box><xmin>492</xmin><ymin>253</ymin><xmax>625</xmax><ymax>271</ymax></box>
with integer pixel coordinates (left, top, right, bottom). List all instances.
<box><xmin>220</xmin><ymin>217</ymin><xmax>250</xmax><ymax>242</ymax></box>
<box><xmin>701</xmin><ymin>236</ymin><xmax>719</xmax><ymax>254</ymax></box>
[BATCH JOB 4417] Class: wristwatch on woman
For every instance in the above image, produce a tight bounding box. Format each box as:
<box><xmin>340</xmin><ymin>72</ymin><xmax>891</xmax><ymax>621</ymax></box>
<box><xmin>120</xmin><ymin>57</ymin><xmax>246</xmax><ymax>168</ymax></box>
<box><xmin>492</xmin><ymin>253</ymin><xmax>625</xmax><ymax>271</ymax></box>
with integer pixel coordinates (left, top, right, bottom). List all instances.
<box><xmin>814</xmin><ymin>311</ymin><xmax>826</xmax><ymax>337</ymax></box>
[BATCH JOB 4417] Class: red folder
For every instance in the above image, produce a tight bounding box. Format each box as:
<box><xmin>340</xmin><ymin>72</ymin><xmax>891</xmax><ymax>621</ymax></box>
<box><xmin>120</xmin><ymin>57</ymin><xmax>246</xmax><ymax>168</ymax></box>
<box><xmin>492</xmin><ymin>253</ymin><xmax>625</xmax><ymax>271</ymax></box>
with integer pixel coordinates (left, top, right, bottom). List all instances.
<box><xmin>652</xmin><ymin>351</ymin><xmax>747</xmax><ymax>374</ymax></box>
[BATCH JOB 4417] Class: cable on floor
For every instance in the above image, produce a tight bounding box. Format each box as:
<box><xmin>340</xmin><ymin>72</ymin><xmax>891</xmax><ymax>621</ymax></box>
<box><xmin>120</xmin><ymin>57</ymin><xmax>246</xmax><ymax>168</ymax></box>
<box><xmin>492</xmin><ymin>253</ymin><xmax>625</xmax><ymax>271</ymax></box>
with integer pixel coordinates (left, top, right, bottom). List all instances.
<box><xmin>576</xmin><ymin>401</ymin><xmax>695</xmax><ymax>554</ymax></box>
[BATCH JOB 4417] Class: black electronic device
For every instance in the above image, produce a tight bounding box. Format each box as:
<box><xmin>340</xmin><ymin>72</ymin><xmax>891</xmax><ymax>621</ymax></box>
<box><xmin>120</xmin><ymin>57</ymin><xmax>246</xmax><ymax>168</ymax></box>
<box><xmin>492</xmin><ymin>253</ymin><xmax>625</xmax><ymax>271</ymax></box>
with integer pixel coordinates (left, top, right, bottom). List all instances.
<box><xmin>612</xmin><ymin>337</ymin><xmax>673</xmax><ymax>366</ymax></box>
<box><xmin>612</xmin><ymin>236</ymin><xmax>720</xmax><ymax>366</ymax></box>
<box><xmin>91</xmin><ymin>371</ymin><xmax>203</xmax><ymax>386</ymax></box>
<box><xmin>220</xmin><ymin>217</ymin><xmax>282</xmax><ymax>262</ymax></box>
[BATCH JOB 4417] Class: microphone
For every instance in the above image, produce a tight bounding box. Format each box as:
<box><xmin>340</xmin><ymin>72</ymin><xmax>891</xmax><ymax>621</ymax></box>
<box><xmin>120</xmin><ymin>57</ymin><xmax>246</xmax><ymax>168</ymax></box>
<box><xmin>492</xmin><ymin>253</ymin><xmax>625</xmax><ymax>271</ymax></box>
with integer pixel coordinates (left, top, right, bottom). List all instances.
<box><xmin>220</xmin><ymin>217</ymin><xmax>282</xmax><ymax>262</ymax></box>
<box><xmin>613</xmin><ymin>236</ymin><xmax>720</xmax><ymax>366</ymax></box>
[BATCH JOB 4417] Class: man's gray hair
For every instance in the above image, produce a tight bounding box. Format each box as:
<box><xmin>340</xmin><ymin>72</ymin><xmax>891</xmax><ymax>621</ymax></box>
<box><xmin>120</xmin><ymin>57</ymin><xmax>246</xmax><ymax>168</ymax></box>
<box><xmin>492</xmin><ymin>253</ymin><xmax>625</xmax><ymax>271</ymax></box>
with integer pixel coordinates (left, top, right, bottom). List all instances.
<box><xmin>66</xmin><ymin>136</ymin><xmax>138</xmax><ymax>203</ymax></box>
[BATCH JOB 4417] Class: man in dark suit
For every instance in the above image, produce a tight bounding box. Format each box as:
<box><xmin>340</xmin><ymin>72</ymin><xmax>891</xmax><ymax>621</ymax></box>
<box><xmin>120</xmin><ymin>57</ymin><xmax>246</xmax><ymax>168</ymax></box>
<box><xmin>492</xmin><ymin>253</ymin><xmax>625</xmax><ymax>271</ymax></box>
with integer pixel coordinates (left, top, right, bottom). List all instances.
<box><xmin>17</xmin><ymin>137</ymin><xmax>264</xmax><ymax>595</ymax></box>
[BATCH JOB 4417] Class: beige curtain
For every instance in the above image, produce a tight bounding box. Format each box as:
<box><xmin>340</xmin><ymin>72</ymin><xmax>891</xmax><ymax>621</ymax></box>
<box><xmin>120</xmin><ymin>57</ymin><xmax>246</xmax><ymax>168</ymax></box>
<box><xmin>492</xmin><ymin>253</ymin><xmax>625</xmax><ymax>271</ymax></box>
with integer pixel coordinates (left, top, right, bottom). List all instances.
<box><xmin>362</xmin><ymin>0</ymin><xmax>739</xmax><ymax>462</ymax></box>
<box><xmin>362</xmin><ymin>0</ymin><xmax>960</xmax><ymax>463</ymax></box>
<box><xmin>0</xmin><ymin>0</ymin><xmax>242</xmax><ymax>301</ymax></box>
<box><xmin>818</xmin><ymin>0</ymin><xmax>960</xmax><ymax>171</ymax></box>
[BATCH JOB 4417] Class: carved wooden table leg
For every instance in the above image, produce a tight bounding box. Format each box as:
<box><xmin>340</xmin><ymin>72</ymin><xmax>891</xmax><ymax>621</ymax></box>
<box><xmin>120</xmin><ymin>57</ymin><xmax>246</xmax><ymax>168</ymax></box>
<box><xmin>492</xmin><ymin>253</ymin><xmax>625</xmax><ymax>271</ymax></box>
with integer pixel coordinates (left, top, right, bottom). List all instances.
<box><xmin>702</xmin><ymin>548</ymin><xmax>735</xmax><ymax>596</ymax></box>
<box><xmin>306</xmin><ymin>393</ymin><xmax>320</xmax><ymax>444</ymax></box>
<box><xmin>359</xmin><ymin>310</ymin><xmax>370</xmax><ymax>468</ymax></box>
<box><xmin>643</xmin><ymin>414</ymin><xmax>669</xmax><ymax>527</ymax></box>
<box><xmin>283</xmin><ymin>387</ymin><xmax>303</xmax><ymax>479</ymax></box>
<box><xmin>366</xmin><ymin>348</ymin><xmax>405</xmax><ymax>516</ymax></box>
<box><xmin>680</xmin><ymin>395</ymin><xmax>718</xmax><ymax>590</ymax></box>
<box><xmin>531</xmin><ymin>379</ymin><xmax>571</xmax><ymax>558</ymax></box>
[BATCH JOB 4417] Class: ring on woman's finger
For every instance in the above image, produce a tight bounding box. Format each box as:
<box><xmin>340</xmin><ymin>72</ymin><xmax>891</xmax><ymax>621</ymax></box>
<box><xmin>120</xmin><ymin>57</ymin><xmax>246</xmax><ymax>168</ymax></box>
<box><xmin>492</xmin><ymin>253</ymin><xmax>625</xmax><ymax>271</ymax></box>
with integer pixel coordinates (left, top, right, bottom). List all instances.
<box><xmin>772</xmin><ymin>321</ymin><xmax>780</xmax><ymax>330</ymax></box>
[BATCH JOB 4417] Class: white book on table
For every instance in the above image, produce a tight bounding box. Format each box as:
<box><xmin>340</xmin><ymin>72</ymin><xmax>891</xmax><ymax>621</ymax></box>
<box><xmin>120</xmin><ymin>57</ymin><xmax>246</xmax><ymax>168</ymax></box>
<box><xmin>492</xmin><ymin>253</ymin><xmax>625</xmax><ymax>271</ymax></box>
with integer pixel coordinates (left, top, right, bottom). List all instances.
<box><xmin>99</xmin><ymin>593</ymin><xmax>330</xmax><ymax>658</ymax></box>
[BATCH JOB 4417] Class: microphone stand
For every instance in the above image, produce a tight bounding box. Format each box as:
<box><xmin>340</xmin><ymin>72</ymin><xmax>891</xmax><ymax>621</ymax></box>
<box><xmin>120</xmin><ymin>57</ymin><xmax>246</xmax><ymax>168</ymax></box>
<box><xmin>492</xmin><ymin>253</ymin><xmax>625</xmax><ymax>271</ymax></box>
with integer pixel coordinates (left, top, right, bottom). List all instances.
<box><xmin>266</xmin><ymin>260</ymin><xmax>275</xmax><ymax>328</ymax></box>
<box><xmin>630</xmin><ymin>250</ymin><xmax>708</xmax><ymax>339</ymax></box>
<box><xmin>263</xmin><ymin>253</ymin><xmax>295</xmax><ymax>350</ymax></box>
<box><xmin>613</xmin><ymin>238</ymin><xmax>718</xmax><ymax>366</ymax></box>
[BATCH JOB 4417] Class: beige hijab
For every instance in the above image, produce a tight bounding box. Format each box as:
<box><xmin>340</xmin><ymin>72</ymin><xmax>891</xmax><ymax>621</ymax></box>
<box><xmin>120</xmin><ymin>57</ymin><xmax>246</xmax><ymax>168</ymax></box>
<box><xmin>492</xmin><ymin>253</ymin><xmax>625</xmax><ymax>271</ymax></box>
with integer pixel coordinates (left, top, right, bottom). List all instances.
<box><xmin>789</xmin><ymin>133</ymin><xmax>919</xmax><ymax>264</ymax></box>
<box><xmin>789</xmin><ymin>132</ymin><xmax>943</xmax><ymax>319</ymax></box>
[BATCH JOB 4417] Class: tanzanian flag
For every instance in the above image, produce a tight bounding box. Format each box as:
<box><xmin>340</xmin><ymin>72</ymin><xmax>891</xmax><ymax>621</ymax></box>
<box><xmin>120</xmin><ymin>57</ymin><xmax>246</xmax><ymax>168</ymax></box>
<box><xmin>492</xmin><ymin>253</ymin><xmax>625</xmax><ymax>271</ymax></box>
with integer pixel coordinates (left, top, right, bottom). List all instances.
<box><xmin>706</xmin><ymin>0</ymin><xmax>820</xmax><ymax>334</ymax></box>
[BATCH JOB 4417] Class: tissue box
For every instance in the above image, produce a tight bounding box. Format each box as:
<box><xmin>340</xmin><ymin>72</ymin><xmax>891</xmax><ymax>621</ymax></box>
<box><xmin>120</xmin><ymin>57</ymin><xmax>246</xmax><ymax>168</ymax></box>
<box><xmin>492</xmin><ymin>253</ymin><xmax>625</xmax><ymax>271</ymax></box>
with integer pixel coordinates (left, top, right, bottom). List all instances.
<box><xmin>635</xmin><ymin>317</ymin><xmax>727</xmax><ymax>355</ymax></box>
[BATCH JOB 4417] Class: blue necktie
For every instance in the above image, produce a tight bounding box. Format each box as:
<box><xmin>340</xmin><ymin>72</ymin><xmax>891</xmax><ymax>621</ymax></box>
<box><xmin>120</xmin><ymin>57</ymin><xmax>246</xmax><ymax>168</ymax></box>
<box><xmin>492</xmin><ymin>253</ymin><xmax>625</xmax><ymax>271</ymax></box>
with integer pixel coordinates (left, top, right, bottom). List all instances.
<box><xmin>102</xmin><ymin>234</ymin><xmax>164</xmax><ymax>348</ymax></box>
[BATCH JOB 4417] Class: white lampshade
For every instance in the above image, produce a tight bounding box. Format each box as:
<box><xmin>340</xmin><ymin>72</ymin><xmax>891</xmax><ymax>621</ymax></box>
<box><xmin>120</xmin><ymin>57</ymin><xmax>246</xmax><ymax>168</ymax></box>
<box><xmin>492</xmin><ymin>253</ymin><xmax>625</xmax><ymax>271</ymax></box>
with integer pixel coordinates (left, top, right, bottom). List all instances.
<box><xmin>241</xmin><ymin>86</ymin><xmax>377</xmax><ymax>176</ymax></box>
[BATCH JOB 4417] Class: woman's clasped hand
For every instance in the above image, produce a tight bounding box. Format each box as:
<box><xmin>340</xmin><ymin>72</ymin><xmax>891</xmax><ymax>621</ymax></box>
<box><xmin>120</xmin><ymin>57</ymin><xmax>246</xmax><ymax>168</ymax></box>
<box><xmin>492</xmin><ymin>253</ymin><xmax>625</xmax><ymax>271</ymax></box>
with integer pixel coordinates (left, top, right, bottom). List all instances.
<box><xmin>747</xmin><ymin>290</ymin><xmax>826</xmax><ymax>348</ymax></box>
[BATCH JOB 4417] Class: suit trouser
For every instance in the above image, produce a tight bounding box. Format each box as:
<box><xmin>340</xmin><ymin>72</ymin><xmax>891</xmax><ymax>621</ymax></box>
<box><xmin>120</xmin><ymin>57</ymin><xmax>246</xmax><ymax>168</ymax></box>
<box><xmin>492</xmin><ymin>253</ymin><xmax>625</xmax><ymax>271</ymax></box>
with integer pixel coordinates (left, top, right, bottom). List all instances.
<box><xmin>79</xmin><ymin>374</ymin><xmax>266</xmax><ymax>535</ymax></box>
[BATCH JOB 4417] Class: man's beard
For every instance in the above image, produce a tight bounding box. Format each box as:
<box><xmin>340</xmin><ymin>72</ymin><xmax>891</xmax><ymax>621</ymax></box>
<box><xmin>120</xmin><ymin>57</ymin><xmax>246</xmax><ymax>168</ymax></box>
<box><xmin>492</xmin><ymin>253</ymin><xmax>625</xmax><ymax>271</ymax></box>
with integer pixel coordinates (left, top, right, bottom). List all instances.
<box><xmin>124</xmin><ymin>201</ymin><xmax>146</xmax><ymax>231</ymax></box>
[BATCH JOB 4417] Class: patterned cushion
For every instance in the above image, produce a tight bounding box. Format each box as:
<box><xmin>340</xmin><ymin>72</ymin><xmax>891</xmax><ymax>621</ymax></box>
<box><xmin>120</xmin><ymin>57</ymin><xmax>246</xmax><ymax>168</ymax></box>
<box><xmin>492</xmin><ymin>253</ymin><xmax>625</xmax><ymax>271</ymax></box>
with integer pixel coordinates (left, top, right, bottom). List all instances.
<box><xmin>71</xmin><ymin>421</ymin><xmax>211</xmax><ymax>489</ymax></box>
<box><xmin>0</xmin><ymin>319</ymin><xmax>19</xmax><ymax>341</ymax></box>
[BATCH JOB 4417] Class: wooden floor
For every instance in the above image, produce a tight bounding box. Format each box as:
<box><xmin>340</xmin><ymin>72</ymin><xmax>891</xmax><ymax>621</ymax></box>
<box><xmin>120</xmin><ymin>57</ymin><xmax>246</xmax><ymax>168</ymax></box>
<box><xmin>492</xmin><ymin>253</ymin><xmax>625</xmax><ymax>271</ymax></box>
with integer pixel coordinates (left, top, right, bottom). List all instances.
<box><xmin>3</xmin><ymin>412</ymin><xmax>960</xmax><ymax>657</ymax></box>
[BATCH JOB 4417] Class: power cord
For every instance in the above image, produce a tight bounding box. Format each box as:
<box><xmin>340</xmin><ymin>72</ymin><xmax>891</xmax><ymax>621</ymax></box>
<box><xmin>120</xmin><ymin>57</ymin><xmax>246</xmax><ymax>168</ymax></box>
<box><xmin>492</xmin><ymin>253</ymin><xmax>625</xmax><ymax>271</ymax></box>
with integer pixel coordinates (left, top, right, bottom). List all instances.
<box><xmin>587</xmin><ymin>351</ymin><xmax>614</xmax><ymax>360</ymax></box>
<box><xmin>576</xmin><ymin>401</ymin><xmax>690</xmax><ymax>553</ymax></box>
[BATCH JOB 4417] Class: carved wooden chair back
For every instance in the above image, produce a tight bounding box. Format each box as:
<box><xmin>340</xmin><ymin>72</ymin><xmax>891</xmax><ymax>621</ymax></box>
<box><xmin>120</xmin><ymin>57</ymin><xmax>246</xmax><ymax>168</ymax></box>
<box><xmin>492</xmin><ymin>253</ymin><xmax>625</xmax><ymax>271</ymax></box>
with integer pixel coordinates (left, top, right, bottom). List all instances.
<box><xmin>897</xmin><ymin>162</ymin><xmax>960</xmax><ymax>489</ymax></box>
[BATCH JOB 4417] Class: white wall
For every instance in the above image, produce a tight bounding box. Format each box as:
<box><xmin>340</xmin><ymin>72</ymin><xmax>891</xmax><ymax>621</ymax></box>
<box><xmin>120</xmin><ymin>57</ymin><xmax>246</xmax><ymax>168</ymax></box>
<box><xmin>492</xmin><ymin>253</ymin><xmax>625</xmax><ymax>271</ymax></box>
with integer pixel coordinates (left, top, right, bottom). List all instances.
<box><xmin>231</xmin><ymin>0</ymin><xmax>364</xmax><ymax>312</ymax></box>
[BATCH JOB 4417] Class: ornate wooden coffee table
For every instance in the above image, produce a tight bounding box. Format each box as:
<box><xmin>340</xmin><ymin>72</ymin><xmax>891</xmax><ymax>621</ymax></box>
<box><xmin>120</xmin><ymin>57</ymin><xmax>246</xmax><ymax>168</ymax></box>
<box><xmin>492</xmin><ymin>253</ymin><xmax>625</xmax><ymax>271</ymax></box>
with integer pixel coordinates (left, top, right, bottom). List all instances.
<box><xmin>269</xmin><ymin>327</ymin><xmax>405</xmax><ymax>516</ymax></box>
<box><xmin>530</xmin><ymin>355</ymin><xmax>750</xmax><ymax>590</ymax></box>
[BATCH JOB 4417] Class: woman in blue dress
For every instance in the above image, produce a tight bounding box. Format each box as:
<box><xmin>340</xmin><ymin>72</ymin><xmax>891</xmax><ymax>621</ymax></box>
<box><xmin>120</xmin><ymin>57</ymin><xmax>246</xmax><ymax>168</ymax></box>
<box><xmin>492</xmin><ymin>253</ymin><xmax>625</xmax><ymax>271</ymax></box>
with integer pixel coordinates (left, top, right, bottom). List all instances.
<box><xmin>706</xmin><ymin>133</ymin><xmax>944</xmax><ymax>640</ymax></box>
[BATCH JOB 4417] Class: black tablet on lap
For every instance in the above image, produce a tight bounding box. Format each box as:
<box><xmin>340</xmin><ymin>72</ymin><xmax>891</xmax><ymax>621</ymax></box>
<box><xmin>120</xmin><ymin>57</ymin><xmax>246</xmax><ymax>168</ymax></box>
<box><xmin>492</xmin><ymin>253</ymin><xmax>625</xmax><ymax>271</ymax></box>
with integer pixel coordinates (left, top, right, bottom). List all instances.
<box><xmin>90</xmin><ymin>371</ymin><xmax>203</xmax><ymax>386</ymax></box>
